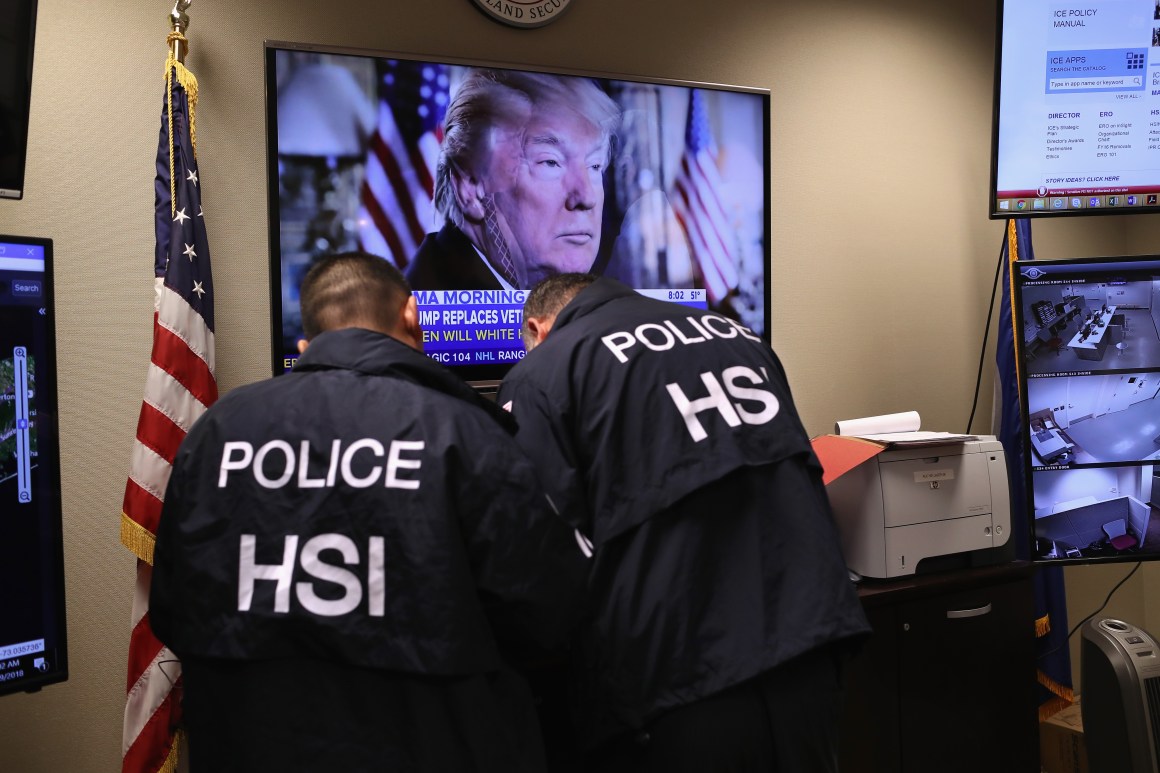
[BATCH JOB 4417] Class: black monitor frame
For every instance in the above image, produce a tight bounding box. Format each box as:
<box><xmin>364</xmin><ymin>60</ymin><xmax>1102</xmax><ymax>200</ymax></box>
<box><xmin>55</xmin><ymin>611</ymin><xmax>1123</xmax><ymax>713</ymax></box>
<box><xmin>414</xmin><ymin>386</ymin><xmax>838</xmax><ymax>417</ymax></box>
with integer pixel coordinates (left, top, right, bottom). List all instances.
<box><xmin>0</xmin><ymin>0</ymin><xmax>39</xmax><ymax>200</ymax></box>
<box><xmin>988</xmin><ymin>0</ymin><xmax>1160</xmax><ymax>220</ymax></box>
<box><xmin>0</xmin><ymin>233</ymin><xmax>67</xmax><ymax>696</ymax></box>
<box><xmin>1014</xmin><ymin>254</ymin><xmax>1160</xmax><ymax>567</ymax></box>
<box><xmin>263</xmin><ymin>40</ymin><xmax>772</xmax><ymax>388</ymax></box>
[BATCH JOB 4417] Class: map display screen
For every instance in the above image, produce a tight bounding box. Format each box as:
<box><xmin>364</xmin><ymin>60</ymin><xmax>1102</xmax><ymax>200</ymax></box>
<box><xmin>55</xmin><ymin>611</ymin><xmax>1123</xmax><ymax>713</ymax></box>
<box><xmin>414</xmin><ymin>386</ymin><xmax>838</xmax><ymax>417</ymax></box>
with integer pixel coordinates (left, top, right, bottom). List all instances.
<box><xmin>0</xmin><ymin>234</ymin><xmax>67</xmax><ymax>696</ymax></box>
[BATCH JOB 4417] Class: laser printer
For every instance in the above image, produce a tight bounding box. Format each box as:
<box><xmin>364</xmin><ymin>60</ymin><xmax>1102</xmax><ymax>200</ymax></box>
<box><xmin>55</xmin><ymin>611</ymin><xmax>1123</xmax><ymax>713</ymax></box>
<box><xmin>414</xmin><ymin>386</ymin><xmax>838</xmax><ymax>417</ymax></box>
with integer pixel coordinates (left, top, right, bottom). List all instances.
<box><xmin>826</xmin><ymin>436</ymin><xmax>1010</xmax><ymax>579</ymax></box>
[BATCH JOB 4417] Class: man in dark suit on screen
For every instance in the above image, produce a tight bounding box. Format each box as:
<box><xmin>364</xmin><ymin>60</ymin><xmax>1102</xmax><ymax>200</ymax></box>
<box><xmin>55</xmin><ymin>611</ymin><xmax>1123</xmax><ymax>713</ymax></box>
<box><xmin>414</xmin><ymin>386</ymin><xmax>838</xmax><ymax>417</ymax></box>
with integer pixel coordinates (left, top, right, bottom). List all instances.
<box><xmin>406</xmin><ymin>69</ymin><xmax>620</xmax><ymax>292</ymax></box>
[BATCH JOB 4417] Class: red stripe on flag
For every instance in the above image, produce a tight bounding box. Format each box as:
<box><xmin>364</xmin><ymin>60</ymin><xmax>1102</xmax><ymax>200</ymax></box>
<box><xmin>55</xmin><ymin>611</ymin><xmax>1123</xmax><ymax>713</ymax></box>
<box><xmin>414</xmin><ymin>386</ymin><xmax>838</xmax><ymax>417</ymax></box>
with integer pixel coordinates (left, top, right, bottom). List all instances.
<box><xmin>687</xmin><ymin>156</ymin><xmax>734</xmax><ymax>267</ymax></box>
<box><xmin>135</xmin><ymin>402</ymin><xmax>185</xmax><ymax>466</ymax></box>
<box><xmin>361</xmin><ymin>180</ymin><xmax>409</xmax><ymax>267</ymax></box>
<box><xmin>122</xmin><ymin>478</ymin><xmax>164</xmax><ymax>538</ymax></box>
<box><xmin>151</xmin><ymin>324</ymin><xmax>218</xmax><ymax>408</ymax></box>
<box><xmin>370</xmin><ymin>132</ymin><xmax>426</xmax><ymax>245</ymax></box>
<box><xmin>406</xmin><ymin>142</ymin><xmax>434</xmax><ymax>199</ymax></box>
<box><xmin>122</xmin><ymin>688</ymin><xmax>182</xmax><ymax>773</ymax></box>
<box><xmin>126</xmin><ymin>613</ymin><xmax>164</xmax><ymax>692</ymax></box>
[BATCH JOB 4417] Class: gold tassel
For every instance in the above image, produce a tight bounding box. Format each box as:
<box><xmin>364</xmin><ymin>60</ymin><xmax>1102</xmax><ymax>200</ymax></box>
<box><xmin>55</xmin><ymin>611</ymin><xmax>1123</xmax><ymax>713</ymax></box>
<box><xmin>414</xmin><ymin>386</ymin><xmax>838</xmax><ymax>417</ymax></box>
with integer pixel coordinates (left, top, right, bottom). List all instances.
<box><xmin>1036</xmin><ymin>613</ymin><xmax>1052</xmax><ymax>638</ymax></box>
<box><xmin>163</xmin><ymin>31</ymin><xmax>199</xmax><ymax>218</ymax></box>
<box><xmin>120</xmin><ymin>513</ymin><xmax>156</xmax><ymax>565</ymax></box>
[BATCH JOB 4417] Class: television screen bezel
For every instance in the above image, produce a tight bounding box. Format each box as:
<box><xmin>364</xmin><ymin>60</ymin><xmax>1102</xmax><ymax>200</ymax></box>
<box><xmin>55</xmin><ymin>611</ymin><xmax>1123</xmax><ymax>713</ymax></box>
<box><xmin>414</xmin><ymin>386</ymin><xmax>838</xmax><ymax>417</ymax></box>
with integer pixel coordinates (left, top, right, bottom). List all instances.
<box><xmin>988</xmin><ymin>0</ymin><xmax>1160</xmax><ymax>221</ymax></box>
<box><xmin>1014</xmin><ymin>253</ymin><xmax>1160</xmax><ymax>567</ymax></box>
<box><xmin>0</xmin><ymin>0</ymin><xmax>39</xmax><ymax>201</ymax></box>
<box><xmin>0</xmin><ymin>232</ymin><xmax>68</xmax><ymax>696</ymax></box>
<box><xmin>263</xmin><ymin>40</ymin><xmax>773</xmax><ymax>387</ymax></box>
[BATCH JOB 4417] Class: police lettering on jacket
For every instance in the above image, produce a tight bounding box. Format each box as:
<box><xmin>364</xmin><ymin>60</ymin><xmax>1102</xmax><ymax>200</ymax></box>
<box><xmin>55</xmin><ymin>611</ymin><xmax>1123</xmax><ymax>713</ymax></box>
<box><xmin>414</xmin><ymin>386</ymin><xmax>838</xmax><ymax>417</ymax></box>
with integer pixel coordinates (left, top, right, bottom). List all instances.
<box><xmin>217</xmin><ymin>437</ymin><xmax>424</xmax><ymax>618</ymax></box>
<box><xmin>218</xmin><ymin>437</ymin><xmax>424</xmax><ymax>489</ymax></box>
<box><xmin>599</xmin><ymin>313</ymin><xmax>780</xmax><ymax>443</ymax></box>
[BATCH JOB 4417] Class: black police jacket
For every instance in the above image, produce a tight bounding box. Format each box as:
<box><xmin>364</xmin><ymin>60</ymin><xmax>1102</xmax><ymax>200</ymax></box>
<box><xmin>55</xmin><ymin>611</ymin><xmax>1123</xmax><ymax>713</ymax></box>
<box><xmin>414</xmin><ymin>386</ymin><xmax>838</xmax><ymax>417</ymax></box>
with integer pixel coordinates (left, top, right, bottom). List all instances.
<box><xmin>150</xmin><ymin>328</ymin><xmax>588</xmax><ymax>772</ymax></box>
<box><xmin>497</xmin><ymin>279</ymin><xmax>871</xmax><ymax>748</ymax></box>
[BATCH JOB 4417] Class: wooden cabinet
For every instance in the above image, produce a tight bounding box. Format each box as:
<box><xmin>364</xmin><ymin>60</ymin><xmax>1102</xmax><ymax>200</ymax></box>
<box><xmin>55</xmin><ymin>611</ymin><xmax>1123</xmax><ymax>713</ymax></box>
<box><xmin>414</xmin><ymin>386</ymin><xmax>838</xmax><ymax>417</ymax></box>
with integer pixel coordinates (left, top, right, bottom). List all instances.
<box><xmin>839</xmin><ymin>563</ymin><xmax>1039</xmax><ymax>773</ymax></box>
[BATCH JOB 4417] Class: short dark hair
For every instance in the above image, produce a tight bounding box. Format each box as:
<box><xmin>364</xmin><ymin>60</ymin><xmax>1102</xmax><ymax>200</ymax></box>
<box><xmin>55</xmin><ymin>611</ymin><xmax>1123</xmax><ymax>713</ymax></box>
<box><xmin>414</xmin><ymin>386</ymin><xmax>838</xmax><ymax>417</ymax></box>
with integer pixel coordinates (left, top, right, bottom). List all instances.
<box><xmin>299</xmin><ymin>252</ymin><xmax>411</xmax><ymax>339</ymax></box>
<box><xmin>521</xmin><ymin>273</ymin><xmax>598</xmax><ymax>344</ymax></box>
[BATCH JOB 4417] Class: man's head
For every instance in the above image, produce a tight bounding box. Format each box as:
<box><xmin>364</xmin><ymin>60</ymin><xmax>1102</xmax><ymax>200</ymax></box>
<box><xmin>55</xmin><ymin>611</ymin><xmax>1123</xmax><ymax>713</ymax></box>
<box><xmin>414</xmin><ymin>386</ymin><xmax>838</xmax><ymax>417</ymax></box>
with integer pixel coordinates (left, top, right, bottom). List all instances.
<box><xmin>298</xmin><ymin>251</ymin><xmax>421</xmax><ymax>352</ymax></box>
<box><xmin>435</xmin><ymin>70</ymin><xmax>620</xmax><ymax>288</ymax></box>
<box><xmin>520</xmin><ymin>272</ymin><xmax>598</xmax><ymax>351</ymax></box>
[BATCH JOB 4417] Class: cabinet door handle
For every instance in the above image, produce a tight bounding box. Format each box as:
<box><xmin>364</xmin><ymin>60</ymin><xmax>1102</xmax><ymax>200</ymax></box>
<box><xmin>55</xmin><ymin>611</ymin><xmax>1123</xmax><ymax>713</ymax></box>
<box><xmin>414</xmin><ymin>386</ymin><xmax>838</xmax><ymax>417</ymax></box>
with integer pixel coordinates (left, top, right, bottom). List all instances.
<box><xmin>946</xmin><ymin>603</ymin><xmax>992</xmax><ymax>619</ymax></box>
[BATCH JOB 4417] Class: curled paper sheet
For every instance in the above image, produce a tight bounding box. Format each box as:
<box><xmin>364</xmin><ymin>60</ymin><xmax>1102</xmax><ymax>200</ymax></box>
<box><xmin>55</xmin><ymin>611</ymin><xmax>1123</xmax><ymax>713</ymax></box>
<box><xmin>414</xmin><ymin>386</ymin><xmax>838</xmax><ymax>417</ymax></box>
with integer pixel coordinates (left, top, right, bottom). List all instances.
<box><xmin>834</xmin><ymin>411</ymin><xmax>921</xmax><ymax>437</ymax></box>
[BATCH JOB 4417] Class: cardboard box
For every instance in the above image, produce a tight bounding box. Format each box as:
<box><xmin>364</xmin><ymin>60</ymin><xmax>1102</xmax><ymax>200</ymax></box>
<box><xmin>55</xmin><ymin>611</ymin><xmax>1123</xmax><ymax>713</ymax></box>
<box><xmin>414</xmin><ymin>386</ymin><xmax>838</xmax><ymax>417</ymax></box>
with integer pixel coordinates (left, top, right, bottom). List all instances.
<box><xmin>1040</xmin><ymin>701</ymin><xmax>1088</xmax><ymax>773</ymax></box>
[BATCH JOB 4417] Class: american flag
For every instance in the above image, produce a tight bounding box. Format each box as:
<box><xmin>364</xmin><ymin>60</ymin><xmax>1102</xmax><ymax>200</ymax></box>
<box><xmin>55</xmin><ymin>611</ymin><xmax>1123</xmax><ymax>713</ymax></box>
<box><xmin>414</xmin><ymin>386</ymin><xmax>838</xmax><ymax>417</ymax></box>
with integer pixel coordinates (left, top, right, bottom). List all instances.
<box><xmin>671</xmin><ymin>89</ymin><xmax>740</xmax><ymax>304</ymax></box>
<box><xmin>119</xmin><ymin>55</ymin><xmax>216</xmax><ymax>773</ymax></box>
<box><xmin>358</xmin><ymin>59</ymin><xmax>449</xmax><ymax>268</ymax></box>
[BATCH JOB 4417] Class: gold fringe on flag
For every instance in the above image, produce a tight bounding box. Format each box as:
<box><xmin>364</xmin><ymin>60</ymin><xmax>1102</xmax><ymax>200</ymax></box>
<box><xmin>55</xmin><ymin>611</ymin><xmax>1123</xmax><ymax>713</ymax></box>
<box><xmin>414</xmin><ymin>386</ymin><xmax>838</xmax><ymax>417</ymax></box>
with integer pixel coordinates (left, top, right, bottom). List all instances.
<box><xmin>1036</xmin><ymin>612</ymin><xmax>1051</xmax><ymax>638</ymax></box>
<box><xmin>158</xmin><ymin>729</ymin><xmax>185</xmax><ymax>773</ymax></box>
<box><xmin>164</xmin><ymin>31</ymin><xmax>198</xmax><ymax>218</ymax></box>
<box><xmin>1037</xmin><ymin>668</ymin><xmax>1076</xmax><ymax>720</ymax></box>
<box><xmin>1006</xmin><ymin>219</ymin><xmax>1024</xmax><ymax>395</ymax></box>
<box><xmin>120</xmin><ymin>512</ymin><xmax>157</xmax><ymax>565</ymax></box>
<box><xmin>1039</xmin><ymin>694</ymin><xmax>1074</xmax><ymax>722</ymax></box>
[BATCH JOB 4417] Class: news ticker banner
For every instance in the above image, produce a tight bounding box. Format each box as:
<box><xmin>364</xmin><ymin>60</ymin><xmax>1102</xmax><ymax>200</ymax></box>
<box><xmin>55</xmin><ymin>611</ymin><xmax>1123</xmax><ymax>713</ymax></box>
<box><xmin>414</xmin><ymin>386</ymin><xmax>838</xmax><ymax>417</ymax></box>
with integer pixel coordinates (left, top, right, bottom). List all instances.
<box><xmin>280</xmin><ymin>288</ymin><xmax>710</xmax><ymax>370</ymax></box>
<box><xmin>414</xmin><ymin>288</ymin><xmax>709</xmax><ymax>366</ymax></box>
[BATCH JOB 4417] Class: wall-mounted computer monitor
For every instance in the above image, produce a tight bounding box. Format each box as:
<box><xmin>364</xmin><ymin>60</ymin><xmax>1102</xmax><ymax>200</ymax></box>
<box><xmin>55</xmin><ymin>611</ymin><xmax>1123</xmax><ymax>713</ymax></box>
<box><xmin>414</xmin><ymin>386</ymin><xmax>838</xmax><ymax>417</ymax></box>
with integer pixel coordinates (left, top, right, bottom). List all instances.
<box><xmin>264</xmin><ymin>41</ymin><xmax>771</xmax><ymax>386</ymax></box>
<box><xmin>0</xmin><ymin>234</ymin><xmax>67</xmax><ymax>696</ymax></box>
<box><xmin>990</xmin><ymin>0</ymin><xmax>1160</xmax><ymax>218</ymax></box>
<box><xmin>1015</xmin><ymin>255</ymin><xmax>1160</xmax><ymax>566</ymax></box>
<box><xmin>0</xmin><ymin>0</ymin><xmax>38</xmax><ymax>200</ymax></box>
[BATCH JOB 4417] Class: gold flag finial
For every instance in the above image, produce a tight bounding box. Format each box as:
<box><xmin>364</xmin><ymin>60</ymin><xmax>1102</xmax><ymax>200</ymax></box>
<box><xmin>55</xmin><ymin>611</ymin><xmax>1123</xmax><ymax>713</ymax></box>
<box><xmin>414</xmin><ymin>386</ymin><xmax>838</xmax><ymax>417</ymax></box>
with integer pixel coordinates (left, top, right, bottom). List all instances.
<box><xmin>169</xmin><ymin>0</ymin><xmax>191</xmax><ymax>64</ymax></box>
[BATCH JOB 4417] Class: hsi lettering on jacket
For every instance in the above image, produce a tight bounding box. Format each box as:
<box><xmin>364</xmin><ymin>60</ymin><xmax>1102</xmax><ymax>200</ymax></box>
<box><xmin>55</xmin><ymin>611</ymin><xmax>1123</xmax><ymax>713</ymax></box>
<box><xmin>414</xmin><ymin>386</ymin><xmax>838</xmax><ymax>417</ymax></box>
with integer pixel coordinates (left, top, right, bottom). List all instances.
<box><xmin>237</xmin><ymin>533</ymin><xmax>386</xmax><ymax>617</ymax></box>
<box><xmin>666</xmin><ymin>365</ymin><xmax>780</xmax><ymax>442</ymax></box>
<box><xmin>217</xmin><ymin>438</ymin><xmax>425</xmax><ymax>490</ymax></box>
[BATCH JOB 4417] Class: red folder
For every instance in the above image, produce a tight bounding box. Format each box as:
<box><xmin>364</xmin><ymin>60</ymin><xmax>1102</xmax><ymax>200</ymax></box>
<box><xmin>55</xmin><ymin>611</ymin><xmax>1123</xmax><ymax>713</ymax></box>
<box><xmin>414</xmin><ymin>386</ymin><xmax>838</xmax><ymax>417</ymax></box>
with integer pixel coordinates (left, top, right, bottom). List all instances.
<box><xmin>810</xmin><ymin>434</ymin><xmax>887</xmax><ymax>486</ymax></box>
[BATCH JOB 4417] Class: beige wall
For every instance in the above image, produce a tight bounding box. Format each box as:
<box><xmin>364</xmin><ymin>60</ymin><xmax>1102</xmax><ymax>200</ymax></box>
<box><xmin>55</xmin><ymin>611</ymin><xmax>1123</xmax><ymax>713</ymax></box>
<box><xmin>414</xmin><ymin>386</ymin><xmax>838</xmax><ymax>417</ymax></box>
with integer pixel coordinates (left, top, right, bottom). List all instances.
<box><xmin>0</xmin><ymin>0</ymin><xmax>1155</xmax><ymax>768</ymax></box>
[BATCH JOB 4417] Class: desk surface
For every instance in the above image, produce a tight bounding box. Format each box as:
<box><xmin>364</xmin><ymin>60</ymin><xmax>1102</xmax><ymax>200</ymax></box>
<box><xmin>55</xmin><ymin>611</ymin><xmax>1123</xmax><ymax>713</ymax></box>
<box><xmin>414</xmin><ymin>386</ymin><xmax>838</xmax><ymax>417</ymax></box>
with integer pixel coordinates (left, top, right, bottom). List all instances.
<box><xmin>1068</xmin><ymin>305</ymin><xmax>1117</xmax><ymax>349</ymax></box>
<box><xmin>1031</xmin><ymin>427</ymin><xmax>1070</xmax><ymax>462</ymax></box>
<box><xmin>855</xmin><ymin>561</ymin><xmax>1034</xmax><ymax>608</ymax></box>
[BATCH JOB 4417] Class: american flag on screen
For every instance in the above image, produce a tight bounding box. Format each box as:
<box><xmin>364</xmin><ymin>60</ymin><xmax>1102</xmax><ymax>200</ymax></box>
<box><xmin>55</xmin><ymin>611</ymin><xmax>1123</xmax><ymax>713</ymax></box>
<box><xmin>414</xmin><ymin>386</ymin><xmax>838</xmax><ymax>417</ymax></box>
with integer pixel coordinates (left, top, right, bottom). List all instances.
<box><xmin>671</xmin><ymin>89</ymin><xmax>740</xmax><ymax>304</ymax></box>
<box><xmin>358</xmin><ymin>60</ymin><xmax>449</xmax><ymax>267</ymax></box>
<box><xmin>119</xmin><ymin>54</ymin><xmax>217</xmax><ymax>773</ymax></box>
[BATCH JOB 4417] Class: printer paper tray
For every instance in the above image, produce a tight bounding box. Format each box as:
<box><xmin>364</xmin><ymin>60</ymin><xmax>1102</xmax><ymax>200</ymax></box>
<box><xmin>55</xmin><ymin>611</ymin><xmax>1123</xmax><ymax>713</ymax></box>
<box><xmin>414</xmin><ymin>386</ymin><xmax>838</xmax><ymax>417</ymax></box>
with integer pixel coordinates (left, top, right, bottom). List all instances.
<box><xmin>883</xmin><ymin>513</ymin><xmax>995</xmax><ymax>578</ymax></box>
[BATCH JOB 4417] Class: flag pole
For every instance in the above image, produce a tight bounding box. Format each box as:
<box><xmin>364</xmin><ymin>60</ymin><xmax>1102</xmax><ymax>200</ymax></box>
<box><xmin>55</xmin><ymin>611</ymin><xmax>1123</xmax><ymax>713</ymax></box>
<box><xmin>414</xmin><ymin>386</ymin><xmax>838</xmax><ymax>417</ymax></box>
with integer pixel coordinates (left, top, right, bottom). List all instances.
<box><xmin>169</xmin><ymin>0</ymin><xmax>191</xmax><ymax>65</ymax></box>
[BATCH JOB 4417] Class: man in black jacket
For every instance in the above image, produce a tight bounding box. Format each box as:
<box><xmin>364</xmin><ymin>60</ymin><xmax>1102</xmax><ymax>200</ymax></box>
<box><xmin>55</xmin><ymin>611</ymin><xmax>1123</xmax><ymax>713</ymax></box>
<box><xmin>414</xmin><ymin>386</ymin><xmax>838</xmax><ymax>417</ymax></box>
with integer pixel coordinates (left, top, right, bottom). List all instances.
<box><xmin>150</xmin><ymin>252</ymin><xmax>588</xmax><ymax>772</ymax></box>
<box><xmin>497</xmin><ymin>274</ymin><xmax>871</xmax><ymax>772</ymax></box>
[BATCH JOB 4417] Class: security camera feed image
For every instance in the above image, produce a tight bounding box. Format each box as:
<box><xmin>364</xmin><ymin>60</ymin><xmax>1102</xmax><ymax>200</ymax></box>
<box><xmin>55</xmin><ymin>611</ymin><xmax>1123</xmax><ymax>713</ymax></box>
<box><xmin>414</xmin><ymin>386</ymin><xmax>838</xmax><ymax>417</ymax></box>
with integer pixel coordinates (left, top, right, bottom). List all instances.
<box><xmin>265</xmin><ymin>43</ymin><xmax>771</xmax><ymax>382</ymax></box>
<box><xmin>992</xmin><ymin>0</ymin><xmax>1160</xmax><ymax>217</ymax></box>
<box><xmin>1027</xmin><ymin>373</ymin><xmax>1160</xmax><ymax>466</ymax></box>
<box><xmin>1016</xmin><ymin>256</ymin><xmax>1160</xmax><ymax>563</ymax></box>
<box><xmin>1020</xmin><ymin>276</ymin><xmax>1160</xmax><ymax>375</ymax></box>
<box><xmin>0</xmin><ymin>235</ymin><xmax>67</xmax><ymax>696</ymax></box>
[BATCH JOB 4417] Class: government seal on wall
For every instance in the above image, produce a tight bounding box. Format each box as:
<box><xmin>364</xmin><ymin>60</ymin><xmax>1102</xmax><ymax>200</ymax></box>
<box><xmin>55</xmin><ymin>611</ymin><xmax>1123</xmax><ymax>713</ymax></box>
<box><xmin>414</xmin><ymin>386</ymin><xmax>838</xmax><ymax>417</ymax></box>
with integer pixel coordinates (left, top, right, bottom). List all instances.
<box><xmin>470</xmin><ymin>0</ymin><xmax>574</xmax><ymax>28</ymax></box>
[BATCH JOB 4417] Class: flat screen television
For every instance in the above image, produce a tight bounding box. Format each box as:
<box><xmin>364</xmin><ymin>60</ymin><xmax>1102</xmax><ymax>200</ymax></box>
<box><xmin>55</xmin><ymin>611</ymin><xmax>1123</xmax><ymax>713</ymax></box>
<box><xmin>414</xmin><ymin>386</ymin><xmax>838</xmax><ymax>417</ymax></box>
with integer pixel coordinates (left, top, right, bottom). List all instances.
<box><xmin>990</xmin><ymin>0</ymin><xmax>1160</xmax><ymax>218</ymax></box>
<box><xmin>0</xmin><ymin>0</ymin><xmax>38</xmax><ymax>200</ymax></box>
<box><xmin>264</xmin><ymin>41</ymin><xmax>771</xmax><ymax>386</ymax></box>
<box><xmin>1014</xmin><ymin>254</ymin><xmax>1160</xmax><ymax>565</ymax></box>
<box><xmin>0</xmin><ymin>234</ymin><xmax>67</xmax><ymax>695</ymax></box>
